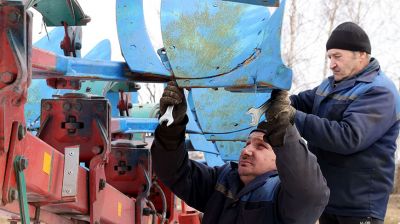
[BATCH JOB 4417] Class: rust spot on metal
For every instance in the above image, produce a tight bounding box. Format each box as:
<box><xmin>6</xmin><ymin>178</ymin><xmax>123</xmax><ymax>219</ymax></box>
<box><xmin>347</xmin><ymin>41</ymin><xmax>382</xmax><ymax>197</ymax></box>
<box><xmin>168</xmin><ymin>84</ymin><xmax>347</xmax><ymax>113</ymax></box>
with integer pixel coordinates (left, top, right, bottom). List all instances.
<box><xmin>163</xmin><ymin>3</ymin><xmax>246</xmax><ymax>79</ymax></box>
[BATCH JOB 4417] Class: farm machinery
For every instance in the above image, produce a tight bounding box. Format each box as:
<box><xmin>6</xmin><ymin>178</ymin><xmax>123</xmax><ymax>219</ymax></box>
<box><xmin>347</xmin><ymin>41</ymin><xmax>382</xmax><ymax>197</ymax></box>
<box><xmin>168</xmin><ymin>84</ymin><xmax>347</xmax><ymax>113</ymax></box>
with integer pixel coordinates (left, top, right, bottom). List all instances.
<box><xmin>0</xmin><ymin>0</ymin><xmax>292</xmax><ymax>223</ymax></box>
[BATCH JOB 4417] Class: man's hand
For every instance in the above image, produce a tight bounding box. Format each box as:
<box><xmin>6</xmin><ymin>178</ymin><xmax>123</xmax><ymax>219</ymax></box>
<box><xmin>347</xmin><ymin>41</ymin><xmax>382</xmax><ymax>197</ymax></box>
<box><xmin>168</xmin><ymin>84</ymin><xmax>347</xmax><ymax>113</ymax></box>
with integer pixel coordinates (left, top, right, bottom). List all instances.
<box><xmin>264</xmin><ymin>90</ymin><xmax>296</xmax><ymax>147</ymax></box>
<box><xmin>159</xmin><ymin>81</ymin><xmax>187</xmax><ymax>125</ymax></box>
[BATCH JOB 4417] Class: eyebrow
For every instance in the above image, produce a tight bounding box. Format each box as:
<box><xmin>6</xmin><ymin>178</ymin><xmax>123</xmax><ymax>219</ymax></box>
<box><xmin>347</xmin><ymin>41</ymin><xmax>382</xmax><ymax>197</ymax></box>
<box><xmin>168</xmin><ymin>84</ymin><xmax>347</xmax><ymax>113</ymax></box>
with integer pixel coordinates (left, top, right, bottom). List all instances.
<box><xmin>328</xmin><ymin>52</ymin><xmax>341</xmax><ymax>57</ymax></box>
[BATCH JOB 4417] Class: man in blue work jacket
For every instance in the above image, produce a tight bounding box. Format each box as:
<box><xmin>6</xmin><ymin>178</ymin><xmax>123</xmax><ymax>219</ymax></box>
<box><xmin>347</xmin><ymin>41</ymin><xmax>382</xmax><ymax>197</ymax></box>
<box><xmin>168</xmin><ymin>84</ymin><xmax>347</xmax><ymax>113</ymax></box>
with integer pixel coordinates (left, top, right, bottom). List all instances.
<box><xmin>151</xmin><ymin>82</ymin><xmax>330</xmax><ymax>224</ymax></box>
<box><xmin>288</xmin><ymin>22</ymin><xmax>400</xmax><ymax>223</ymax></box>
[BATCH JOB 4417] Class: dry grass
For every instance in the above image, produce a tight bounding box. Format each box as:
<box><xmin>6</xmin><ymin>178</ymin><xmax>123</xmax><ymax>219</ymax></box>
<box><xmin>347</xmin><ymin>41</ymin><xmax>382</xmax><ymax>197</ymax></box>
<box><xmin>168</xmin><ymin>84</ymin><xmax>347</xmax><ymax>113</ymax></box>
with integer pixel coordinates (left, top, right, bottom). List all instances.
<box><xmin>386</xmin><ymin>194</ymin><xmax>400</xmax><ymax>224</ymax></box>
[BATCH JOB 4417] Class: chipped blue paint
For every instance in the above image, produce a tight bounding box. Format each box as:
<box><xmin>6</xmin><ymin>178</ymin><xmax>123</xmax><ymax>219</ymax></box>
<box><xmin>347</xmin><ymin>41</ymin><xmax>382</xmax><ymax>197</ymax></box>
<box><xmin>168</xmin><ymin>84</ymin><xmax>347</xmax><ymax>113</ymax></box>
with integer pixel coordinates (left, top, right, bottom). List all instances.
<box><xmin>189</xmin><ymin>88</ymin><xmax>269</xmax><ymax>135</ymax></box>
<box><xmin>216</xmin><ymin>141</ymin><xmax>245</xmax><ymax>161</ymax></box>
<box><xmin>161</xmin><ymin>0</ymin><xmax>291</xmax><ymax>90</ymax></box>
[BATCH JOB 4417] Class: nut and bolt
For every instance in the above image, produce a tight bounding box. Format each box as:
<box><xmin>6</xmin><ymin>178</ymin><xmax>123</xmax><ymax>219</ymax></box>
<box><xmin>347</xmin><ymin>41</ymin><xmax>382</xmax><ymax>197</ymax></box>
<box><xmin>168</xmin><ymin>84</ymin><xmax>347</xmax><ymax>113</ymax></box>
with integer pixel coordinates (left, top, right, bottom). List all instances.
<box><xmin>8</xmin><ymin>189</ymin><xmax>18</xmax><ymax>202</ymax></box>
<box><xmin>18</xmin><ymin>157</ymin><xmax>28</xmax><ymax>171</ymax></box>
<box><xmin>96</xmin><ymin>103</ymin><xmax>105</xmax><ymax>112</ymax></box>
<box><xmin>74</xmin><ymin>103</ymin><xmax>82</xmax><ymax>111</ymax></box>
<box><xmin>99</xmin><ymin>179</ymin><xmax>106</xmax><ymax>191</ymax></box>
<box><xmin>18</xmin><ymin>124</ymin><xmax>26</xmax><ymax>140</ymax></box>
<box><xmin>8</xmin><ymin>11</ymin><xmax>21</xmax><ymax>24</ymax></box>
<box><xmin>63</xmin><ymin>102</ymin><xmax>71</xmax><ymax>111</ymax></box>
<box><xmin>0</xmin><ymin>72</ymin><xmax>16</xmax><ymax>84</ymax></box>
<box><xmin>43</xmin><ymin>102</ymin><xmax>52</xmax><ymax>111</ymax></box>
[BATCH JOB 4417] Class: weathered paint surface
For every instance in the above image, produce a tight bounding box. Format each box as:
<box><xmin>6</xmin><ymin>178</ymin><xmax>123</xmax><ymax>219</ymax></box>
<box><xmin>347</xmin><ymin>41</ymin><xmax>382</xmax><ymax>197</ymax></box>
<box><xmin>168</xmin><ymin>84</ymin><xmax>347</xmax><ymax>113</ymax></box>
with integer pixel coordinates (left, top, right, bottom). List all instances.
<box><xmin>161</xmin><ymin>0</ymin><xmax>292</xmax><ymax>90</ymax></box>
<box><xmin>161</xmin><ymin>0</ymin><xmax>268</xmax><ymax>80</ymax></box>
<box><xmin>189</xmin><ymin>88</ymin><xmax>269</xmax><ymax>134</ymax></box>
<box><xmin>33</xmin><ymin>0</ymin><xmax>90</xmax><ymax>26</ymax></box>
<box><xmin>116</xmin><ymin>0</ymin><xmax>170</xmax><ymax>76</ymax></box>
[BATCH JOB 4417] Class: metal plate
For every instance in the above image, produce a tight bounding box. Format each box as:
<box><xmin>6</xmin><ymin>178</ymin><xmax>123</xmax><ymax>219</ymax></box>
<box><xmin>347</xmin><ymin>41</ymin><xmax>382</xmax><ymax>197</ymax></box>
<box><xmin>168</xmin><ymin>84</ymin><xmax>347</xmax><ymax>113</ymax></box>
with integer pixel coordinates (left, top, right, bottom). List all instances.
<box><xmin>33</xmin><ymin>0</ymin><xmax>90</xmax><ymax>26</ymax></box>
<box><xmin>161</xmin><ymin>0</ymin><xmax>292</xmax><ymax>89</ymax></box>
<box><xmin>188</xmin><ymin>88</ymin><xmax>270</xmax><ymax>135</ymax></box>
<box><xmin>62</xmin><ymin>146</ymin><xmax>80</xmax><ymax>197</ymax></box>
<box><xmin>116</xmin><ymin>0</ymin><xmax>170</xmax><ymax>76</ymax></box>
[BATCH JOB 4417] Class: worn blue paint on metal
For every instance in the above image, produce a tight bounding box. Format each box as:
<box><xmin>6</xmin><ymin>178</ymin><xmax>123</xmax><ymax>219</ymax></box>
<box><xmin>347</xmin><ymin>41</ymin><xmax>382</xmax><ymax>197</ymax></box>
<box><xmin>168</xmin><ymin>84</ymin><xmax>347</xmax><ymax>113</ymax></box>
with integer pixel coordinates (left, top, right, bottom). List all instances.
<box><xmin>188</xmin><ymin>88</ymin><xmax>269</xmax><ymax>136</ymax></box>
<box><xmin>116</xmin><ymin>0</ymin><xmax>170</xmax><ymax>76</ymax></box>
<box><xmin>216</xmin><ymin>141</ymin><xmax>245</xmax><ymax>161</ymax></box>
<box><xmin>27</xmin><ymin>28</ymin><xmax>113</xmax><ymax>129</ymax></box>
<box><xmin>161</xmin><ymin>0</ymin><xmax>291</xmax><ymax>90</ymax></box>
<box><xmin>113</xmin><ymin>118</ymin><xmax>159</xmax><ymax>133</ymax></box>
<box><xmin>186</xmin><ymin>91</ymin><xmax>203</xmax><ymax>134</ymax></box>
<box><xmin>223</xmin><ymin>0</ymin><xmax>279</xmax><ymax>7</ymax></box>
<box><xmin>203</xmin><ymin>153</ymin><xmax>225</xmax><ymax>167</ymax></box>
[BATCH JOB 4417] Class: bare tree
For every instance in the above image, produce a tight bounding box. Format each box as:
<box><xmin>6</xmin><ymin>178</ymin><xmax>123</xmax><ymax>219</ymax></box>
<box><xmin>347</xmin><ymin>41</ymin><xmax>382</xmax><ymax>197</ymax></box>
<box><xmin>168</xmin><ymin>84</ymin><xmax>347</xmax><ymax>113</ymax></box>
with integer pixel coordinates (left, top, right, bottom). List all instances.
<box><xmin>321</xmin><ymin>0</ymin><xmax>341</xmax><ymax>79</ymax></box>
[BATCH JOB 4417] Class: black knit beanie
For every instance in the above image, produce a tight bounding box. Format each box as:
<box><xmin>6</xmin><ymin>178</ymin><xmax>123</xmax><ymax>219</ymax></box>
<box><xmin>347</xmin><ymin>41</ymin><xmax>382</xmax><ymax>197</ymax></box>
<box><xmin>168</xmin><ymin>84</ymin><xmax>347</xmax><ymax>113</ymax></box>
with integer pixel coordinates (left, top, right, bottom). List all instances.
<box><xmin>250</xmin><ymin>121</ymin><xmax>268</xmax><ymax>135</ymax></box>
<box><xmin>326</xmin><ymin>22</ymin><xmax>371</xmax><ymax>54</ymax></box>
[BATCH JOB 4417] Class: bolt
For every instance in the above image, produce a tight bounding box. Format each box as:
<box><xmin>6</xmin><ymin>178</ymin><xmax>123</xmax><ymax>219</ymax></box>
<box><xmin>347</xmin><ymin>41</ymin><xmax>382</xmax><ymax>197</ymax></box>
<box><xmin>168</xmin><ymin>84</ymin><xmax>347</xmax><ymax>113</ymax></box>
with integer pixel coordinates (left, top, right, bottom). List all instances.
<box><xmin>0</xmin><ymin>72</ymin><xmax>16</xmax><ymax>84</ymax></box>
<box><xmin>92</xmin><ymin>146</ymin><xmax>102</xmax><ymax>155</ymax></box>
<box><xmin>75</xmin><ymin>42</ymin><xmax>82</xmax><ymax>50</ymax></box>
<box><xmin>115</xmin><ymin>151</ymin><xmax>123</xmax><ymax>159</ymax></box>
<box><xmin>96</xmin><ymin>103</ymin><xmax>105</xmax><ymax>112</ymax></box>
<box><xmin>43</xmin><ymin>102</ymin><xmax>52</xmax><ymax>111</ymax></box>
<box><xmin>18</xmin><ymin>157</ymin><xmax>28</xmax><ymax>170</ymax></box>
<box><xmin>63</xmin><ymin>102</ymin><xmax>71</xmax><ymax>111</ymax></box>
<box><xmin>8</xmin><ymin>189</ymin><xmax>18</xmax><ymax>202</ymax></box>
<box><xmin>69</xmin><ymin>151</ymin><xmax>74</xmax><ymax>156</ymax></box>
<box><xmin>74</xmin><ymin>103</ymin><xmax>82</xmax><ymax>111</ymax></box>
<box><xmin>8</xmin><ymin>11</ymin><xmax>21</xmax><ymax>24</ymax></box>
<box><xmin>17</xmin><ymin>124</ymin><xmax>26</xmax><ymax>140</ymax></box>
<box><xmin>99</xmin><ymin>179</ymin><xmax>106</xmax><ymax>191</ymax></box>
<box><xmin>65</xmin><ymin>189</ymin><xmax>71</xmax><ymax>194</ymax></box>
<box><xmin>68</xmin><ymin>170</ymin><xmax>73</xmax><ymax>175</ymax></box>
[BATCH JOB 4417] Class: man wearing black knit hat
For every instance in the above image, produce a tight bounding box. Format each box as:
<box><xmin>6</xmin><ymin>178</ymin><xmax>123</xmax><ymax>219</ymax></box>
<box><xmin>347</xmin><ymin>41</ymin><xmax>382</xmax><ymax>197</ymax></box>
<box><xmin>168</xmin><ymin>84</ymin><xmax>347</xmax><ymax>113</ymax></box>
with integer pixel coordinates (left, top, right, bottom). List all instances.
<box><xmin>275</xmin><ymin>21</ymin><xmax>400</xmax><ymax>223</ymax></box>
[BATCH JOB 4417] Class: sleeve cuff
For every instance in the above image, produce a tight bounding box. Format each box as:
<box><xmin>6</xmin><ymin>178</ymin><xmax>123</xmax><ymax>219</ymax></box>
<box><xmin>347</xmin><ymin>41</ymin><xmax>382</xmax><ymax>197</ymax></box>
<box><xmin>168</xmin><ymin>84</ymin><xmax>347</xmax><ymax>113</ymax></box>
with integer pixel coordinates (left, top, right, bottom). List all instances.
<box><xmin>294</xmin><ymin>110</ymin><xmax>307</xmax><ymax>135</ymax></box>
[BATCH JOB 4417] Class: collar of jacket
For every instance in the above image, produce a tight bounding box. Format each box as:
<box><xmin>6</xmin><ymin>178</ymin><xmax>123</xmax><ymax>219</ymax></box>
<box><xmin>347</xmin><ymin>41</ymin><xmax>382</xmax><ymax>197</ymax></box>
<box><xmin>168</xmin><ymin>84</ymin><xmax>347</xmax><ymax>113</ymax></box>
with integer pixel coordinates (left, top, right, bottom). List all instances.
<box><xmin>328</xmin><ymin>57</ymin><xmax>381</xmax><ymax>87</ymax></box>
<box><xmin>230</xmin><ymin>162</ymin><xmax>279</xmax><ymax>199</ymax></box>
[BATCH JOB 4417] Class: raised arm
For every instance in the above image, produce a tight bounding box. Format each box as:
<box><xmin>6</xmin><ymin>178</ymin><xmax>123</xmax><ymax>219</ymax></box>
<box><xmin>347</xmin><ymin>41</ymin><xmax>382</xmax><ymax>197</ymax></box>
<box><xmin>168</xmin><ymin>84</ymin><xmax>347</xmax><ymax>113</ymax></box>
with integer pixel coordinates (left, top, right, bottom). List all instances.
<box><xmin>294</xmin><ymin>86</ymin><xmax>398</xmax><ymax>154</ymax></box>
<box><xmin>151</xmin><ymin>82</ymin><xmax>220</xmax><ymax>211</ymax></box>
<box><xmin>263</xmin><ymin>90</ymin><xmax>329</xmax><ymax>223</ymax></box>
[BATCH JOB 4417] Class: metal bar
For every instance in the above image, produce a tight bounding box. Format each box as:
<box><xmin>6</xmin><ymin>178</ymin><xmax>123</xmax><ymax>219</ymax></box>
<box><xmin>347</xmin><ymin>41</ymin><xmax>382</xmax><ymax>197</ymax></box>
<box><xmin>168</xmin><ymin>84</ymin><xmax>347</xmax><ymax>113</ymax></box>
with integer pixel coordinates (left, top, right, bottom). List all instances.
<box><xmin>111</xmin><ymin>118</ymin><xmax>159</xmax><ymax>133</ymax></box>
<box><xmin>32</xmin><ymin>47</ymin><xmax>170</xmax><ymax>82</ymax></box>
<box><xmin>62</xmin><ymin>146</ymin><xmax>80</xmax><ymax>197</ymax></box>
<box><xmin>14</xmin><ymin>156</ymin><xmax>30</xmax><ymax>224</ymax></box>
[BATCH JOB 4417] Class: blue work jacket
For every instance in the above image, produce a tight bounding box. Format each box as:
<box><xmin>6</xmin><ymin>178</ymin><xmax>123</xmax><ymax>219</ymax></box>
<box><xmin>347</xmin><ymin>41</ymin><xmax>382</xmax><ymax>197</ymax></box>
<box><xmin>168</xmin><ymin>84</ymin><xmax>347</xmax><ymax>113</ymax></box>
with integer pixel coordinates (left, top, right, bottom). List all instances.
<box><xmin>151</xmin><ymin>119</ymin><xmax>329</xmax><ymax>224</ymax></box>
<box><xmin>290</xmin><ymin>58</ymin><xmax>400</xmax><ymax>220</ymax></box>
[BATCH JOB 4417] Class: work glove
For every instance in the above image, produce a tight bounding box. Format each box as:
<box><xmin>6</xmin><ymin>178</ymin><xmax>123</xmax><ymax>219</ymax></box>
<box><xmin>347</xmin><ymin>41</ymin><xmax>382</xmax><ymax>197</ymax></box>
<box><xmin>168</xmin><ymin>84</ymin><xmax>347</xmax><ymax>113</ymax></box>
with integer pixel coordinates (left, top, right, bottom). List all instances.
<box><xmin>159</xmin><ymin>81</ymin><xmax>187</xmax><ymax>125</ymax></box>
<box><xmin>264</xmin><ymin>90</ymin><xmax>296</xmax><ymax>147</ymax></box>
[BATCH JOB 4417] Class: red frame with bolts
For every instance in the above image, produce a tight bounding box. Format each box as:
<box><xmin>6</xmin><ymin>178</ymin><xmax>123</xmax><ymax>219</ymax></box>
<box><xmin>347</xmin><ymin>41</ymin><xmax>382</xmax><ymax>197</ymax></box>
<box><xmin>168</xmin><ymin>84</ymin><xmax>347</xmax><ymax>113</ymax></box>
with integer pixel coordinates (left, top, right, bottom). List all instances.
<box><xmin>0</xmin><ymin>1</ymin><xmax>201</xmax><ymax>224</ymax></box>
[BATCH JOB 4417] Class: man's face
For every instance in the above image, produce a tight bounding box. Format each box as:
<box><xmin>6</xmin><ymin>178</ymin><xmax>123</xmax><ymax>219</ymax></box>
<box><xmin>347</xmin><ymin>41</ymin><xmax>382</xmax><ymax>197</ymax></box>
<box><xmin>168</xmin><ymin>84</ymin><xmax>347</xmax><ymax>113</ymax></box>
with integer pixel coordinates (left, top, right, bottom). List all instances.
<box><xmin>327</xmin><ymin>49</ymin><xmax>365</xmax><ymax>82</ymax></box>
<box><xmin>238</xmin><ymin>131</ymin><xmax>277</xmax><ymax>185</ymax></box>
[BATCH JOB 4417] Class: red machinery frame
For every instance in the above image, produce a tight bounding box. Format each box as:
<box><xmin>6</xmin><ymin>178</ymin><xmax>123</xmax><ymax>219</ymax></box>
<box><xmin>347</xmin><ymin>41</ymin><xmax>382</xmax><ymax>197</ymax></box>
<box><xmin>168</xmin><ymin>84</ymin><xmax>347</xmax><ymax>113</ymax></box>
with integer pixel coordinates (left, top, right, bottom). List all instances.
<box><xmin>0</xmin><ymin>2</ymin><xmax>201</xmax><ymax>224</ymax></box>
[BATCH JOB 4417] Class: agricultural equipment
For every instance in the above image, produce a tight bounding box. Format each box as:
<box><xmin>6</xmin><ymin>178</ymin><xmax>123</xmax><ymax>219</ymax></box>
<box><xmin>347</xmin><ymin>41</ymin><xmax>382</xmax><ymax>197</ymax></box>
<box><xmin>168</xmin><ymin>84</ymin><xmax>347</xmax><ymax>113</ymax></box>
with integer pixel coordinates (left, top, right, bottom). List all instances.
<box><xmin>0</xmin><ymin>0</ymin><xmax>292</xmax><ymax>223</ymax></box>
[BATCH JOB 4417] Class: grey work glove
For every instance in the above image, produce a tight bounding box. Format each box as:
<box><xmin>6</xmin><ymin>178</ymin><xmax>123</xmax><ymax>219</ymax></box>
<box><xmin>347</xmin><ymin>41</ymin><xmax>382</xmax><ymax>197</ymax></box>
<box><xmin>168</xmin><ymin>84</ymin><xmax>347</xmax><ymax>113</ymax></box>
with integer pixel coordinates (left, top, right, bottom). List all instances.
<box><xmin>264</xmin><ymin>90</ymin><xmax>296</xmax><ymax>147</ymax></box>
<box><xmin>159</xmin><ymin>81</ymin><xmax>187</xmax><ymax>125</ymax></box>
